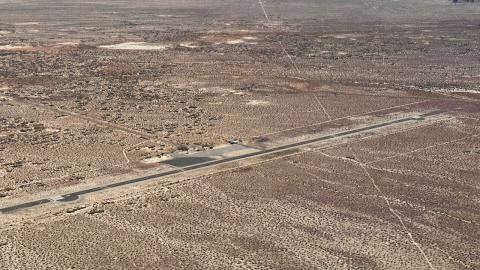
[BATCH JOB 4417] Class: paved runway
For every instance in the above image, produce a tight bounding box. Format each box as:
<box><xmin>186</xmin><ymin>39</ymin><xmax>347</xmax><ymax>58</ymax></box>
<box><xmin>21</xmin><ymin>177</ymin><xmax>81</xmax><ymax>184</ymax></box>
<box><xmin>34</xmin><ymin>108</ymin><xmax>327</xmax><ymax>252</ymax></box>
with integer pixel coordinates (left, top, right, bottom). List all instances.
<box><xmin>0</xmin><ymin>110</ymin><xmax>443</xmax><ymax>214</ymax></box>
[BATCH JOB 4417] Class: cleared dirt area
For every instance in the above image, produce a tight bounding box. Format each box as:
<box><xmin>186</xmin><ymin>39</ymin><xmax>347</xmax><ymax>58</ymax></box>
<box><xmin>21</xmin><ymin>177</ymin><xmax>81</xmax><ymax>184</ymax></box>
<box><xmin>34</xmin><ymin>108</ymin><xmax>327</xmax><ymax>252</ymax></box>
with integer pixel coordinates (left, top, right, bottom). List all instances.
<box><xmin>0</xmin><ymin>0</ymin><xmax>479</xmax><ymax>269</ymax></box>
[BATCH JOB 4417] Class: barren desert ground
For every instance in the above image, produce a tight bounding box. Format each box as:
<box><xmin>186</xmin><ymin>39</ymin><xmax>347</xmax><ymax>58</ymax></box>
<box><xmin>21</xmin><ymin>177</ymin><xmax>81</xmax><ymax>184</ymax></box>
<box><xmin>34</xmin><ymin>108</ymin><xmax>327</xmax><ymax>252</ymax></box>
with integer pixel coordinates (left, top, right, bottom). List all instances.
<box><xmin>0</xmin><ymin>0</ymin><xmax>479</xmax><ymax>269</ymax></box>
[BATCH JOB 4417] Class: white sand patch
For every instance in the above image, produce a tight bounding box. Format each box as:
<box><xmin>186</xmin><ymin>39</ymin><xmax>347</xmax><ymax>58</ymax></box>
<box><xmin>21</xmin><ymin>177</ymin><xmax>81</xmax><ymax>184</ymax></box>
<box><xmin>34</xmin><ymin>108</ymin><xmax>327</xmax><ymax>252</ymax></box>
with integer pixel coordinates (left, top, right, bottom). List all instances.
<box><xmin>0</xmin><ymin>45</ymin><xmax>32</xmax><ymax>50</ymax></box>
<box><xmin>199</xmin><ymin>87</ymin><xmax>226</xmax><ymax>93</ymax></box>
<box><xmin>143</xmin><ymin>155</ymin><xmax>171</xmax><ymax>163</ymax></box>
<box><xmin>180</xmin><ymin>42</ymin><xmax>199</xmax><ymax>49</ymax></box>
<box><xmin>14</xmin><ymin>22</ymin><xmax>39</xmax><ymax>26</ymax></box>
<box><xmin>226</xmin><ymin>39</ymin><xmax>245</xmax><ymax>45</ymax></box>
<box><xmin>337</xmin><ymin>51</ymin><xmax>348</xmax><ymax>55</ymax></box>
<box><xmin>0</xmin><ymin>31</ymin><xmax>11</xmax><ymax>35</ymax></box>
<box><xmin>57</xmin><ymin>41</ymin><xmax>79</xmax><ymax>46</ymax></box>
<box><xmin>321</xmin><ymin>33</ymin><xmax>364</xmax><ymax>39</ymax></box>
<box><xmin>436</xmin><ymin>88</ymin><xmax>480</xmax><ymax>94</ymax></box>
<box><xmin>335</xmin><ymin>34</ymin><xmax>361</xmax><ymax>39</ymax></box>
<box><xmin>247</xmin><ymin>100</ymin><xmax>270</xmax><ymax>106</ymax></box>
<box><xmin>0</xmin><ymin>169</ymin><xmax>6</xmax><ymax>178</ymax></box>
<box><xmin>226</xmin><ymin>36</ymin><xmax>258</xmax><ymax>45</ymax></box>
<box><xmin>157</xmin><ymin>14</ymin><xmax>188</xmax><ymax>18</ymax></box>
<box><xmin>98</xmin><ymin>42</ymin><xmax>169</xmax><ymax>51</ymax></box>
<box><xmin>199</xmin><ymin>87</ymin><xmax>247</xmax><ymax>96</ymax></box>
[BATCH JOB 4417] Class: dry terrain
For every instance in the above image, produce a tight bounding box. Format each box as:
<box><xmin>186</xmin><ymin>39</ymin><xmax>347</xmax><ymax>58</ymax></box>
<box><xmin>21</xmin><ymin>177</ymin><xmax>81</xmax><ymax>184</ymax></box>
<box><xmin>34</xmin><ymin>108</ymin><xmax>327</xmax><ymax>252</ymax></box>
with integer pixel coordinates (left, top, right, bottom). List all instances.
<box><xmin>0</xmin><ymin>0</ymin><xmax>479</xmax><ymax>269</ymax></box>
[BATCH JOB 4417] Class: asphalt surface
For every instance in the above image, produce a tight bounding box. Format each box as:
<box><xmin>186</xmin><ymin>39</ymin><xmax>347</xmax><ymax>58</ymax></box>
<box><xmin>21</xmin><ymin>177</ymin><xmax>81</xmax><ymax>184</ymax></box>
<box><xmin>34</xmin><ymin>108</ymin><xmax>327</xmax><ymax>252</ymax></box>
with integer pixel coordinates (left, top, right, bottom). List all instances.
<box><xmin>0</xmin><ymin>111</ymin><xmax>443</xmax><ymax>214</ymax></box>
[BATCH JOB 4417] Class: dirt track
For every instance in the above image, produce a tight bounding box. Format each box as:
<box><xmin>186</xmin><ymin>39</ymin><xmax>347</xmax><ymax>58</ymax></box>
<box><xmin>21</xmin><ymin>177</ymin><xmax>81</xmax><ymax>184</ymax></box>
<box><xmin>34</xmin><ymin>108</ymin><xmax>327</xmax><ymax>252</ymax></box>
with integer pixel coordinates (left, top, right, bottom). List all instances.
<box><xmin>0</xmin><ymin>0</ymin><xmax>479</xmax><ymax>269</ymax></box>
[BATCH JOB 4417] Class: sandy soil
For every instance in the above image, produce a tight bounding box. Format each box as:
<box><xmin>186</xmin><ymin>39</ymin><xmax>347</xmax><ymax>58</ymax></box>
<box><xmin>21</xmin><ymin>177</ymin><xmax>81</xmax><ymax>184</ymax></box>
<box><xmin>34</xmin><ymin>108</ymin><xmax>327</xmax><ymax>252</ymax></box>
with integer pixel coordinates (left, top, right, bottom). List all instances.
<box><xmin>0</xmin><ymin>0</ymin><xmax>479</xmax><ymax>269</ymax></box>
